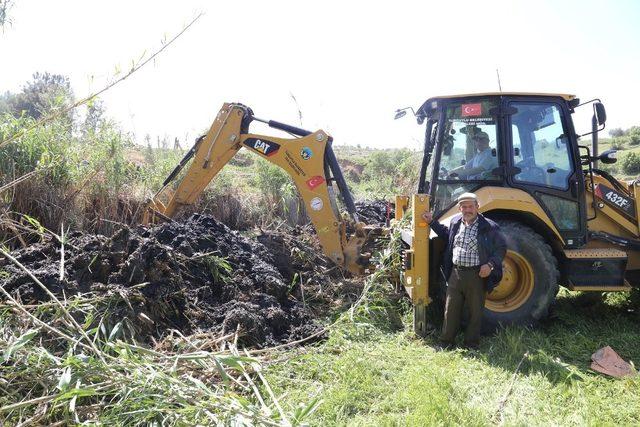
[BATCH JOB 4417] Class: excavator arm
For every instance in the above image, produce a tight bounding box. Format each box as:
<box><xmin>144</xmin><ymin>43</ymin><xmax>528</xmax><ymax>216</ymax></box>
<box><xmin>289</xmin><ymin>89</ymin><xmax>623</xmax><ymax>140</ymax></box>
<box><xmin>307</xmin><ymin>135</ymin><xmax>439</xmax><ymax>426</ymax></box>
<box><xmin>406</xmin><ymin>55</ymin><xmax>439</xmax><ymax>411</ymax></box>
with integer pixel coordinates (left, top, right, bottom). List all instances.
<box><xmin>144</xmin><ymin>103</ymin><xmax>373</xmax><ymax>274</ymax></box>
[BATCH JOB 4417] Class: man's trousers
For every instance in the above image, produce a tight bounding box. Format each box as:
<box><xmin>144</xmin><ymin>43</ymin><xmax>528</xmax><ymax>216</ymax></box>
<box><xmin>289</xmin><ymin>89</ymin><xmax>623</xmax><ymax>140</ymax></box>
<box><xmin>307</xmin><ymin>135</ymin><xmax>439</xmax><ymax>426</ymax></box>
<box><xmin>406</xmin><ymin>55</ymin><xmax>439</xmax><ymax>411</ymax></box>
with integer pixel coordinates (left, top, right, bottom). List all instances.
<box><xmin>441</xmin><ymin>266</ymin><xmax>486</xmax><ymax>347</ymax></box>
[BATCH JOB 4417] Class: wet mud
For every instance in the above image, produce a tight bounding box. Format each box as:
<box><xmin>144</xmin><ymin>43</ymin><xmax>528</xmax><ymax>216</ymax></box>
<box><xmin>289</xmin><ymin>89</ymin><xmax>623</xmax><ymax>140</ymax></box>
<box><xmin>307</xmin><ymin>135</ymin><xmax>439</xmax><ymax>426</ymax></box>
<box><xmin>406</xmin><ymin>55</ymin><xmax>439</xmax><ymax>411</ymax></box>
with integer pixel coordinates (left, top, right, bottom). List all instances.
<box><xmin>1</xmin><ymin>215</ymin><xmax>326</xmax><ymax>347</ymax></box>
<box><xmin>1</xmin><ymin>199</ymin><xmax>390</xmax><ymax>347</ymax></box>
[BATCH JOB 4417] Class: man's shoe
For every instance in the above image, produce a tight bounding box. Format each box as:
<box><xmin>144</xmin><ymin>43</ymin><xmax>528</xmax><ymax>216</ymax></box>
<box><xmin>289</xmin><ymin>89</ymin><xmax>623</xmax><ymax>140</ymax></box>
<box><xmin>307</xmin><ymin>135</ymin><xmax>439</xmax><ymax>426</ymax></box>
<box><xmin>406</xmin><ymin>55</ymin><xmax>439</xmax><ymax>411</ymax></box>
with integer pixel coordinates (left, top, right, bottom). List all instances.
<box><xmin>463</xmin><ymin>342</ymin><xmax>480</xmax><ymax>350</ymax></box>
<box><xmin>434</xmin><ymin>342</ymin><xmax>454</xmax><ymax>352</ymax></box>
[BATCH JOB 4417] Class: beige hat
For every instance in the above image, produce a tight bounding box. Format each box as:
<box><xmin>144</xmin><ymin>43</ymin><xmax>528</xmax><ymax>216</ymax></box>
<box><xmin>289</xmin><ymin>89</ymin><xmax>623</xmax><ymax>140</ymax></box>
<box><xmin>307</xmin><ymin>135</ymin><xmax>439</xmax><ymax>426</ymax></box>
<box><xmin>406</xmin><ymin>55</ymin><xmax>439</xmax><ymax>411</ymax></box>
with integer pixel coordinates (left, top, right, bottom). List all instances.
<box><xmin>457</xmin><ymin>192</ymin><xmax>478</xmax><ymax>204</ymax></box>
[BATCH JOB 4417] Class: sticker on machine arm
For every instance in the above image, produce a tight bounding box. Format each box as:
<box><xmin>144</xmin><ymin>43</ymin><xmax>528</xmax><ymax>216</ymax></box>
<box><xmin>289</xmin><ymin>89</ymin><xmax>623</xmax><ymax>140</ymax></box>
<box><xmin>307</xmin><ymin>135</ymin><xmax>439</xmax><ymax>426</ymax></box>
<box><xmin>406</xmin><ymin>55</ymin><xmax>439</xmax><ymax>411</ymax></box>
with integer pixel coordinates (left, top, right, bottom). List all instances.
<box><xmin>306</xmin><ymin>176</ymin><xmax>325</xmax><ymax>190</ymax></box>
<box><xmin>594</xmin><ymin>183</ymin><xmax>636</xmax><ymax>219</ymax></box>
<box><xmin>243</xmin><ymin>138</ymin><xmax>280</xmax><ymax>157</ymax></box>
<box><xmin>310</xmin><ymin>197</ymin><xmax>324</xmax><ymax>211</ymax></box>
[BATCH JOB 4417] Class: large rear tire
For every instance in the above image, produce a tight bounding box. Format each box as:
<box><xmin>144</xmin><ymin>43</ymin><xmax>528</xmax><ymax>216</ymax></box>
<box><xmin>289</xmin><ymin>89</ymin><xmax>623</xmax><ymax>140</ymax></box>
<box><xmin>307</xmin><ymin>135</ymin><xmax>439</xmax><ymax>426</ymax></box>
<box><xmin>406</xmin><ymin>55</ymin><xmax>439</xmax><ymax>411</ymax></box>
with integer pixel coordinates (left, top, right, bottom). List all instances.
<box><xmin>482</xmin><ymin>221</ymin><xmax>559</xmax><ymax>331</ymax></box>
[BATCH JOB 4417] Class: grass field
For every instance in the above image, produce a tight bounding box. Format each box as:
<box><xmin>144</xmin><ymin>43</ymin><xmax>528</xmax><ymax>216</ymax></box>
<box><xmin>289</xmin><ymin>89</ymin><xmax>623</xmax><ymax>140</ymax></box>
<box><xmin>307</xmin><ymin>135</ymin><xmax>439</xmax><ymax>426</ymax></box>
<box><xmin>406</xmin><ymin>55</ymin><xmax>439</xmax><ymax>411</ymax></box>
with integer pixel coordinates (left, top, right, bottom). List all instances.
<box><xmin>267</xmin><ymin>290</ymin><xmax>640</xmax><ymax>425</ymax></box>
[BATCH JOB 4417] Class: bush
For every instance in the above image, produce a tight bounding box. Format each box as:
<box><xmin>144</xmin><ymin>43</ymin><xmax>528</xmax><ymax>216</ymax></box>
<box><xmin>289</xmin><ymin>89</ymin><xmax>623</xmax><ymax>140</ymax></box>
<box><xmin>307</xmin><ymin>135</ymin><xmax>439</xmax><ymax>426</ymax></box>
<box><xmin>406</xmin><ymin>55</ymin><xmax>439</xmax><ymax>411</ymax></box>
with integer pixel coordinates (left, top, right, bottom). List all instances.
<box><xmin>0</xmin><ymin>95</ymin><xmax>147</xmax><ymax>238</ymax></box>
<box><xmin>358</xmin><ymin>149</ymin><xmax>420</xmax><ymax>197</ymax></box>
<box><xmin>620</xmin><ymin>152</ymin><xmax>640</xmax><ymax>175</ymax></box>
<box><xmin>610</xmin><ymin>138</ymin><xmax>626</xmax><ymax>150</ymax></box>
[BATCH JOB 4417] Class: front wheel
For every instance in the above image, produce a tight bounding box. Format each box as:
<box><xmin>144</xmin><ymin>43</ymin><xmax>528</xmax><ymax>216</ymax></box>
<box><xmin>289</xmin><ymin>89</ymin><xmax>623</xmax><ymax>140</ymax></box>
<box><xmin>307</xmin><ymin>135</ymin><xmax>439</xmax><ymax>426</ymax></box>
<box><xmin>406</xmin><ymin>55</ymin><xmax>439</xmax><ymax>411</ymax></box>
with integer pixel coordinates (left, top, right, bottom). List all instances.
<box><xmin>483</xmin><ymin>221</ymin><xmax>559</xmax><ymax>330</ymax></box>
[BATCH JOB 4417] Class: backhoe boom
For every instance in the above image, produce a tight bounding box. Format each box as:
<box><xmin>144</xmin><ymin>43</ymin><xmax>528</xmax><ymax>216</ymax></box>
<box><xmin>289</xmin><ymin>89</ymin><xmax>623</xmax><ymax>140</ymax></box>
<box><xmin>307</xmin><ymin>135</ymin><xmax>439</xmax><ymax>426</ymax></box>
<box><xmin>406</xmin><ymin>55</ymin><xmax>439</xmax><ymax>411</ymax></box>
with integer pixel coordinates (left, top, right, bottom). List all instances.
<box><xmin>144</xmin><ymin>103</ymin><xmax>372</xmax><ymax>274</ymax></box>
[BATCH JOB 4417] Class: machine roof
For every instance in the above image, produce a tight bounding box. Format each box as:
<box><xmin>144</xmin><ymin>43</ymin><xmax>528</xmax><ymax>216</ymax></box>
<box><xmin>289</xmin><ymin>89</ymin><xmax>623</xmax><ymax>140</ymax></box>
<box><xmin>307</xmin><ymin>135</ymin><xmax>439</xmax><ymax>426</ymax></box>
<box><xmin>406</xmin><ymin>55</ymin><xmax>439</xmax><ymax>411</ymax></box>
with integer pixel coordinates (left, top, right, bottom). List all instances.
<box><xmin>426</xmin><ymin>92</ymin><xmax>576</xmax><ymax>101</ymax></box>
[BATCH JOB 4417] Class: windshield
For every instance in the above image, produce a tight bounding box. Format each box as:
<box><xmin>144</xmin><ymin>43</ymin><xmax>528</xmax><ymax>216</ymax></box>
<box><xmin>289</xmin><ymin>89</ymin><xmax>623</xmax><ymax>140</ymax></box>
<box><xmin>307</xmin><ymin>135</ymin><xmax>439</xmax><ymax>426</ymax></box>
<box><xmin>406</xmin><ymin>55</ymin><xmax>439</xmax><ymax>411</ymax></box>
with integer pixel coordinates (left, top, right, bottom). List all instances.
<box><xmin>431</xmin><ymin>98</ymin><xmax>500</xmax><ymax>212</ymax></box>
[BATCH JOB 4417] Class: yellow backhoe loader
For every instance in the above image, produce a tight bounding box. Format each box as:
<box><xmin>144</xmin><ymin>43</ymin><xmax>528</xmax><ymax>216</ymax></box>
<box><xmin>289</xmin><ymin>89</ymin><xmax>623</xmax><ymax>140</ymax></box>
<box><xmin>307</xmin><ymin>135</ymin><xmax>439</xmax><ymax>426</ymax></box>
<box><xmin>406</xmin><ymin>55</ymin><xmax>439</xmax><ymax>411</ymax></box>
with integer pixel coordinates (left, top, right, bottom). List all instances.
<box><xmin>145</xmin><ymin>93</ymin><xmax>639</xmax><ymax>336</ymax></box>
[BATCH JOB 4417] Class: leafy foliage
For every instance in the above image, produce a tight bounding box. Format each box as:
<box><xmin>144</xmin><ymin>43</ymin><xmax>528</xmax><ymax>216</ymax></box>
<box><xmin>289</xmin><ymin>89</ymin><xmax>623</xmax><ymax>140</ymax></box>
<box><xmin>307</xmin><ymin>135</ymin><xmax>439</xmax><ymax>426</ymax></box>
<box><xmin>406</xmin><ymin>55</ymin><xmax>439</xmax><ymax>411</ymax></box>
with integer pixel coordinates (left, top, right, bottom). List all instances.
<box><xmin>356</xmin><ymin>148</ymin><xmax>421</xmax><ymax>198</ymax></box>
<box><xmin>0</xmin><ymin>0</ymin><xmax>12</xmax><ymax>28</ymax></box>
<box><xmin>621</xmin><ymin>151</ymin><xmax>640</xmax><ymax>175</ymax></box>
<box><xmin>610</xmin><ymin>138</ymin><xmax>626</xmax><ymax>150</ymax></box>
<box><xmin>0</xmin><ymin>72</ymin><xmax>74</xmax><ymax>120</ymax></box>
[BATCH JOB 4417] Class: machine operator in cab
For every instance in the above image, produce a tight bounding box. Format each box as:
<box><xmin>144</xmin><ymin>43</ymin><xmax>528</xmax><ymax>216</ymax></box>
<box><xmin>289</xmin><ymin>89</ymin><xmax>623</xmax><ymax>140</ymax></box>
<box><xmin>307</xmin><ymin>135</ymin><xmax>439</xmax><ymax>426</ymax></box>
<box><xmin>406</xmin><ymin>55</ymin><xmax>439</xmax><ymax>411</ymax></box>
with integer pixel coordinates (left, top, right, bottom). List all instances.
<box><xmin>448</xmin><ymin>131</ymin><xmax>497</xmax><ymax>179</ymax></box>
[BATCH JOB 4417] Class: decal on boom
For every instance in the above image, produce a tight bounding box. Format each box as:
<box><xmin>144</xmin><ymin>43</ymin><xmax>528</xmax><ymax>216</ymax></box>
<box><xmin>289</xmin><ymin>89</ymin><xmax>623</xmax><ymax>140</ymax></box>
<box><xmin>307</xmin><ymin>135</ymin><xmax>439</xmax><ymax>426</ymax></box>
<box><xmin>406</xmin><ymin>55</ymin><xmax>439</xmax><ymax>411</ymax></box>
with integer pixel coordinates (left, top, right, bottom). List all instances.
<box><xmin>243</xmin><ymin>138</ymin><xmax>281</xmax><ymax>157</ymax></box>
<box><xmin>594</xmin><ymin>183</ymin><xmax>636</xmax><ymax>219</ymax></box>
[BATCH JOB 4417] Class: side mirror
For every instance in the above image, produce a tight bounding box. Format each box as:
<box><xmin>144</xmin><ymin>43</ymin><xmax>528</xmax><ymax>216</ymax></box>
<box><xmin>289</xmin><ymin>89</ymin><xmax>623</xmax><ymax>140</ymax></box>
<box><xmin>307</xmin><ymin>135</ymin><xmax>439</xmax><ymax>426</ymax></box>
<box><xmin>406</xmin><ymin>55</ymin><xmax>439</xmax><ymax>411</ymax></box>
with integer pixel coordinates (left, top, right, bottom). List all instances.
<box><xmin>598</xmin><ymin>149</ymin><xmax>617</xmax><ymax>164</ymax></box>
<box><xmin>576</xmin><ymin>99</ymin><xmax>606</xmax><ymax>137</ymax></box>
<box><xmin>595</xmin><ymin>102</ymin><xmax>607</xmax><ymax>126</ymax></box>
<box><xmin>394</xmin><ymin>106</ymin><xmax>417</xmax><ymax>120</ymax></box>
<box><xmin>394</xmin><ymin>110</ymin><xmax>407</xmax><ymax>120</ymax></box>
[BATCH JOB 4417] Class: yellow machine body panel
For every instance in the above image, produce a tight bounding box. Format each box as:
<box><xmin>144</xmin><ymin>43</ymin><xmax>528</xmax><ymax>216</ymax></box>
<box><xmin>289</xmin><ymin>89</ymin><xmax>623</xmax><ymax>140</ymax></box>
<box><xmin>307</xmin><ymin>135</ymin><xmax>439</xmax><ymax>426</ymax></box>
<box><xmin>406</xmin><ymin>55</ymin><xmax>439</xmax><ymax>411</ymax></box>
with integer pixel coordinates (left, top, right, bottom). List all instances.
<box><xmin>584</xmin><ymin>175</ymin><xmax>640</xmax><ymax>270</ymax></box>
<box><xmin>402</xmin><ymin>195</ymin><xmax>431</xmax><ymax>306</ymax></box>
<box><xmin>436</xmin><ymin>187</ymin><xmax>564</xmax><ymax>242</ymax></box>
<box><xmin>395</xmin><ymin>194</ymin><xmax>431</xmax><ymax>336</ymax></box>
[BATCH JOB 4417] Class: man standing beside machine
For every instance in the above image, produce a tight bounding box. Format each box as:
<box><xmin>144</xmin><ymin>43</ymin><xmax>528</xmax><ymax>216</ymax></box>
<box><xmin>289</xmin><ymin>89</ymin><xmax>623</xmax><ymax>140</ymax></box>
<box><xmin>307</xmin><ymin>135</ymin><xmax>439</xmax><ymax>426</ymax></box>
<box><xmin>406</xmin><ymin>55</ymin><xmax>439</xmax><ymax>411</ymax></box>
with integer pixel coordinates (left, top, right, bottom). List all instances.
<box><xmin>423</xmin><ymin>192</ymin><xmax>507</xmax><ymax>348</ymax></box>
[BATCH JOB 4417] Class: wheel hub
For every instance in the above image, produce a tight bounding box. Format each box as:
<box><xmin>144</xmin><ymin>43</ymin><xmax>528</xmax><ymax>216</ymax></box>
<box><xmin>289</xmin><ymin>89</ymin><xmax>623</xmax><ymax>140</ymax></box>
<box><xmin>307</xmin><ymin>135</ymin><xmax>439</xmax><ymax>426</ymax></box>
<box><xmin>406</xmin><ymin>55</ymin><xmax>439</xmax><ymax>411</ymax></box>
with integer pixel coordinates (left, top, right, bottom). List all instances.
<box><xmin>485</xmin><ymin>250</ymin><xmax>534</xmax><ymax>312</ymax></box>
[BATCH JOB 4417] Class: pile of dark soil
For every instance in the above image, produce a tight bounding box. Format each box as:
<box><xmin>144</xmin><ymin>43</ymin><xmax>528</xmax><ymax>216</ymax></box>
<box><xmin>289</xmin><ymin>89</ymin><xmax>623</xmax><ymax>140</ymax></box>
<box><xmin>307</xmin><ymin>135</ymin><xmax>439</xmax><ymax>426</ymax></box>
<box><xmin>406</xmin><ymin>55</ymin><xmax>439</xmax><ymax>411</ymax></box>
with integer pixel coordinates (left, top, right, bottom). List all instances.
<box><xmin>1</xmin><ymin>214</ymin><xmax>340</xmax><ymax>347</ymax></box>
<box><xmin>257</xmin><ymin>225</ymin><xmax>365</xmax><ymax>311</ymax></box>
<box><xmin>355</xmin><ymin>199</ymin><xmax>393</xmax><ymax>226</ymax></box>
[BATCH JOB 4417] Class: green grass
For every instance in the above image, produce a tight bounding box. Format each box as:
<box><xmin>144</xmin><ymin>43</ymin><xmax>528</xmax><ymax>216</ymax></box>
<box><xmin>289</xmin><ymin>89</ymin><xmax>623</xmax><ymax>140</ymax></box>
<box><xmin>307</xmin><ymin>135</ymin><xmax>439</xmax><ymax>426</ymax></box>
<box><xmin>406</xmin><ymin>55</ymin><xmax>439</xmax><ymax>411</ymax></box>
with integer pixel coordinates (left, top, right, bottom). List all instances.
<box><xmin>0</xmin><ymin>292</ymin><xmax>318</xmax><ymax>425</ymax></box>
<box><xmin>266</xmin><ymin>291</ymin><xmax>640</xmax><ymax>426</ymax></box>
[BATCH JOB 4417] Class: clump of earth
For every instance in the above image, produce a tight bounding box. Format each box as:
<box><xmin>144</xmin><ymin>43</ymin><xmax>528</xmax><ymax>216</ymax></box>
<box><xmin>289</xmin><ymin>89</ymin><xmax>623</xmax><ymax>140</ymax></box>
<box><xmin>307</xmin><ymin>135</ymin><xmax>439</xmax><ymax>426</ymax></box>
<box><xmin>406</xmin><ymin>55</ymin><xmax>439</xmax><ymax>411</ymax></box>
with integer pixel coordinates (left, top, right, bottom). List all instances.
<box><xmin>1</xmin><ymin>215</ymin><xmax>328</xmax><ymax>347</ymax></box>
<box><xmin>1</xmin><ymin>200</ymin><xmax>390</xmax><ymax>347</ymax></box>
<box><xmin>355</xmin><ymin>199</ymin><xmax>393</xmax><ymax>226</ymax></box>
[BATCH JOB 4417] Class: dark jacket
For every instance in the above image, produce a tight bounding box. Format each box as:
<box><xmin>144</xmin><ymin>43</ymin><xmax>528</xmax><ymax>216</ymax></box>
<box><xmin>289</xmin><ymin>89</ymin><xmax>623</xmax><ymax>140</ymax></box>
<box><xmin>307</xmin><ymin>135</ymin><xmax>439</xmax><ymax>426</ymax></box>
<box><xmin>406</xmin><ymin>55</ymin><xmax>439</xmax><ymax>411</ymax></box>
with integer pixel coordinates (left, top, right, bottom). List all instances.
<box><xmin>430</xmin><ymin>213</ymin><xmax>507</xmax><ymax>291</ymax></box>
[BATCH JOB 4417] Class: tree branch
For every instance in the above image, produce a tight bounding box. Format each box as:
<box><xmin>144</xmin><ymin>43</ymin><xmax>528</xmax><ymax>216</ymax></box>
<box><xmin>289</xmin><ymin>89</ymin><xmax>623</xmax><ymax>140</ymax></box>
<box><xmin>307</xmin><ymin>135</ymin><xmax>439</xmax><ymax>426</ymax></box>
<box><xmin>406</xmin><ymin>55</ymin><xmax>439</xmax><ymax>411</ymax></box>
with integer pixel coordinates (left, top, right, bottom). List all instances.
<box><xmin>0</xmin><ymin>12</ymin><xmax>204</xmax><ymax>150</ymax></box>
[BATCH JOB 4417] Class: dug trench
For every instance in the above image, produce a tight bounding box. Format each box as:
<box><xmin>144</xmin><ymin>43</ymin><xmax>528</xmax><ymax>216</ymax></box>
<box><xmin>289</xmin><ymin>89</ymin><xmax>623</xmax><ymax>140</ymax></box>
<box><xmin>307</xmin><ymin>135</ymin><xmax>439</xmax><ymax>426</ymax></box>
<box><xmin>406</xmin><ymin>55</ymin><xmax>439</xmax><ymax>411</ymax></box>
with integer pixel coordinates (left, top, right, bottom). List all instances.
<box><xmin>0</xmin><ymin>201</ymin><xmax>390</xmax><ymax>348</ymax></box>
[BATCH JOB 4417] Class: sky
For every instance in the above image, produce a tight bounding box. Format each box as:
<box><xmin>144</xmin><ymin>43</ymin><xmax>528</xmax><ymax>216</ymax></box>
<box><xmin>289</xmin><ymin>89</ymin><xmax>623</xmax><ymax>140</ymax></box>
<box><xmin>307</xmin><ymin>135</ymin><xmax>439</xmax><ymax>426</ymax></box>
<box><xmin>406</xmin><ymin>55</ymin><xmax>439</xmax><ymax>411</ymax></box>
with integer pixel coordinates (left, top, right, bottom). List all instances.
<box><xmin>1</xmin><ymin>0</ymin><xmax>639</xmax><ymax>150</ymax></box>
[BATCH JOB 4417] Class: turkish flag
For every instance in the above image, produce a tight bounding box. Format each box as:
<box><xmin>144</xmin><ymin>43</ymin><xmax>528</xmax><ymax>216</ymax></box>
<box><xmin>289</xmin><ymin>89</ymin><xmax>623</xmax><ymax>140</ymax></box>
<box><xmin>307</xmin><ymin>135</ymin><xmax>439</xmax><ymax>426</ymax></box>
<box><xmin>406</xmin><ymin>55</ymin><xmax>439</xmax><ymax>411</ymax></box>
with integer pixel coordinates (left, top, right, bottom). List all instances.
<box><xmin>594</xmin><ymin>184</ymin><xmax>604</xmax><ymax>199</ymax></box>
<box><xmin>461</xmin><ymin>103</ymin><xmax>482</xmax><ymax>117</ymax></box>
<box><xmin>306</xmin><ymin>176</ymin><xmax>325</xmax><ymax>190</ymax></box>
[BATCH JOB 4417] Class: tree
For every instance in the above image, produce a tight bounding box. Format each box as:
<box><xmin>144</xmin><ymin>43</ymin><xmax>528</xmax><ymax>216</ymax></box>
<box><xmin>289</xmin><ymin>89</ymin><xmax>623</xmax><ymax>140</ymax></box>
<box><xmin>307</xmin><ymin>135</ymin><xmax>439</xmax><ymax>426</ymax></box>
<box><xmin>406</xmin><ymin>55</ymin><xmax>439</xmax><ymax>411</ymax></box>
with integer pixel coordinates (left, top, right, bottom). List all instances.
<box><xmin>615</xmin><ymin>126</ymin><xmax>640</xmax><ymax>146</ymax></box>
<box><xmin>609</xmin><ymin>128</ymin><xmax>625</xmax><ymax>138</ymax></box>
<box><xmin>0</xmin><ymin>0</ymin><xmax>12</xmax><ymax>28</ymax></box>
<box><xmin>83</xmin><ymin>99</ymin><xmax>106</xmax><ymax>135</ymax></box>
<box><xmin>0</xmin><ymin>72</ymin><xmax>75</xmax><ymax>120</ymax></box>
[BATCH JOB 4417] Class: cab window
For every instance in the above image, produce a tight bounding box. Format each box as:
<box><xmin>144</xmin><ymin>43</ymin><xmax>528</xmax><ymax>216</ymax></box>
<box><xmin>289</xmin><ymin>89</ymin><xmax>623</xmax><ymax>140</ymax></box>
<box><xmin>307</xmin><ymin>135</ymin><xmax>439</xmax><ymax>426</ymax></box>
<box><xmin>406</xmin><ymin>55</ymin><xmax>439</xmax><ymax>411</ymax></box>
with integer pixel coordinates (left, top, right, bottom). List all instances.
<box><xmin>437</xmin><ymin>100</ymin><xmax>500</xmax><ymax>181</ymax></box>
<box><xmin>510</xmin><ymin>102</ymin><xmax>573</xmax><ymax>190</ymax></box>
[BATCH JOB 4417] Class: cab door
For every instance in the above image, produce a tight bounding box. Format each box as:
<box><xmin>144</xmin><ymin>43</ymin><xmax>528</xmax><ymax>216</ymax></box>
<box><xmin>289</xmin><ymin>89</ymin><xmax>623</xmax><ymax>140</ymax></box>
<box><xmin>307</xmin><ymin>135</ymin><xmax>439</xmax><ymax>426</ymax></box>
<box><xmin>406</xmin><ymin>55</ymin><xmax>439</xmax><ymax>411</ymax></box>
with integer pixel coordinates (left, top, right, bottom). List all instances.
<box><xmin>504</xmin><ymin>97</ymin><xmax>587</xmax><ymax>247</ymax></box>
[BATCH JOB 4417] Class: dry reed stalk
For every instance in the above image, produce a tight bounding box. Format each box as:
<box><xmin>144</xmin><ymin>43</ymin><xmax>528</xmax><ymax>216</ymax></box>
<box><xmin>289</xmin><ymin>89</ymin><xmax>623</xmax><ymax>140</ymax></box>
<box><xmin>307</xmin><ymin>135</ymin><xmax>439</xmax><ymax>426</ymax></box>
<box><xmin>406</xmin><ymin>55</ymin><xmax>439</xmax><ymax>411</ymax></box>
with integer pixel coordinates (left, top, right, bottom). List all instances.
<box><xmin>0</xmin><ymin>248</ymin><xmax>105</xmax><ymax>360</ymax></box>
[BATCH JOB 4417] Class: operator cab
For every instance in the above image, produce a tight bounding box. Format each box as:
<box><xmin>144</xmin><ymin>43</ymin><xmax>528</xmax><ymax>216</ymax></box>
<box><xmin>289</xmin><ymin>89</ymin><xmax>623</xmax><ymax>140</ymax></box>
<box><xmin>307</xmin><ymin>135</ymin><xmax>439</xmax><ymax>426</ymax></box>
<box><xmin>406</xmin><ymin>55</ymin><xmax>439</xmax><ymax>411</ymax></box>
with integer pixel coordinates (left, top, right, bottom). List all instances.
<box><xmin>413</xmin><ymin>93</ymin><xmax>588</xmax><ymax>247</ymax></box>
